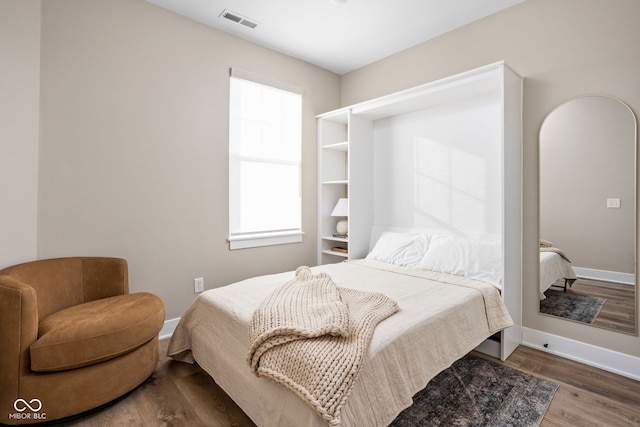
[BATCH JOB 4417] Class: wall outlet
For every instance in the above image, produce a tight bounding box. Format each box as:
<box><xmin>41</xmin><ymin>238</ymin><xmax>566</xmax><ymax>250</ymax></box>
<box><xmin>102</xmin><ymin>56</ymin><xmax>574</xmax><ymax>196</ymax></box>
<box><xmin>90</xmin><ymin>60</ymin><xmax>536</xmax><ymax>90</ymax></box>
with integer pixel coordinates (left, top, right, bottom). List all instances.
<box><xmin>194</xmin><ymin>277</ymin><xmax>204</xmax><ymax>293</ymax></box>
<box><xmin>606</xmin><ymin>198</ymin><xmax>621</xmax><ymax>208</ymax></box>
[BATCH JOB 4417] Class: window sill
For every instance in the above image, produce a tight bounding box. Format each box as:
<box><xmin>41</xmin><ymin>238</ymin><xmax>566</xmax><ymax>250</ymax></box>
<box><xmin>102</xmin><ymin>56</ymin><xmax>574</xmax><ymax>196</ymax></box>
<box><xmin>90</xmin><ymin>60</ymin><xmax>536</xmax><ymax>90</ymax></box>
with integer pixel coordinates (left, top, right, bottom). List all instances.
<box><xmin>228</xmin><ymin>230</ymin><xmax>304</xmax><ymax>250</ymax></box>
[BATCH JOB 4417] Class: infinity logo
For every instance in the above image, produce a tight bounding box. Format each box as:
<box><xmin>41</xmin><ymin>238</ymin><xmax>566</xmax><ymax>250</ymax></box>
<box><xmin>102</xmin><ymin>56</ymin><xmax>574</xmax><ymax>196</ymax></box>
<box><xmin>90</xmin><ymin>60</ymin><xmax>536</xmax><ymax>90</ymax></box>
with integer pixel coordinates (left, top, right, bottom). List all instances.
<box><xmin>13</xmin><ymin>399</ymin><xmax>42</xmax><ymax>412</ymax></box>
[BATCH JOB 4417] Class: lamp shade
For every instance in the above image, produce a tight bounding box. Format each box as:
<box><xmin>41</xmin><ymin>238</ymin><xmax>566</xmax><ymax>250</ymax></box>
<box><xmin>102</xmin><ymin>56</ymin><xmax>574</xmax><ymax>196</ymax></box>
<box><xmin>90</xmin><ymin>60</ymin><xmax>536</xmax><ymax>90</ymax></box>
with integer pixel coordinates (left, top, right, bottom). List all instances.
<box><xmin>331</xmin><ymin>198</ymin><xmax>348</xmax><ymax>217</ymax></box>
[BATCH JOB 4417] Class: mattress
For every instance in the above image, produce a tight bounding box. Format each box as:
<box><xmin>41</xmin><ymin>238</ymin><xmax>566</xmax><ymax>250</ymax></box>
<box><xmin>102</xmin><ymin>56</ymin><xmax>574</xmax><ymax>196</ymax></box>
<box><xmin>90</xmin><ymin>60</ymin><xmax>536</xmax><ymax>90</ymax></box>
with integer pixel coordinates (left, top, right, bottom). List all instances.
<box><xmin>167</xmin><ymin>259</ymin><xmax>513</xmax><ymax>426</ymax></box>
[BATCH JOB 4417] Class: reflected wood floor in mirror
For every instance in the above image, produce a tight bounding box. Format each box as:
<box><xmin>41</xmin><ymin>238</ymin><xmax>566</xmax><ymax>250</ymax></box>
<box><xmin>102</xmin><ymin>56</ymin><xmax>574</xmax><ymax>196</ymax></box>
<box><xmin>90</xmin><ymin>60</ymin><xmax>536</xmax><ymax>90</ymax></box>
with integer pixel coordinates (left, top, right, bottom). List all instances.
<box><xmin>53</xmin><ymin>340</ymin><xmax>640</xmax><ymax>427</ymax></box>
<box><xmin>550</xmin><ymin>278</ymin><xmax>636</xmax><ymax>334</ymax></box>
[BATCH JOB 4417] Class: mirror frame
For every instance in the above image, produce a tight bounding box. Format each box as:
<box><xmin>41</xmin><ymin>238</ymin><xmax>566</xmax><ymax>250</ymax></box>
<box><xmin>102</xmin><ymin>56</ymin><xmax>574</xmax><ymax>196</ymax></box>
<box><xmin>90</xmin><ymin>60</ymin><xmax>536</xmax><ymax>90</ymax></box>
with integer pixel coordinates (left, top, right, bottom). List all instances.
<box><xmin>538</xmin><ymin>94</ymin><xmax>638</xmax><ymax>336</ymax></box>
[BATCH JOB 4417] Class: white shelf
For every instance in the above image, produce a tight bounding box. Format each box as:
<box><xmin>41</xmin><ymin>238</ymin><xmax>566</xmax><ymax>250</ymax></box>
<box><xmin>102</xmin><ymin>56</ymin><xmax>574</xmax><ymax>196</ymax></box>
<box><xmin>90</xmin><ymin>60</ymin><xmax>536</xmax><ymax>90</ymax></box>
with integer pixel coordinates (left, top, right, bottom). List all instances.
<box><xmin>323</xmin><ymin>141</ymin><xmax>348</xmax><ymax>151</ymax></box>
<box><xmin>322</xmin><ymin>180</ymin><xmax>348</xmax><ymax>185</ymax></box>
<box><xmin>322</xmin><ymin>249</ymin><xmax>349</xmax><ymax>258</ymax></box>
<box><xmin>322</xmin><ymin>235</ymin><xmax>348</xmax><ymax>243</ymax></box>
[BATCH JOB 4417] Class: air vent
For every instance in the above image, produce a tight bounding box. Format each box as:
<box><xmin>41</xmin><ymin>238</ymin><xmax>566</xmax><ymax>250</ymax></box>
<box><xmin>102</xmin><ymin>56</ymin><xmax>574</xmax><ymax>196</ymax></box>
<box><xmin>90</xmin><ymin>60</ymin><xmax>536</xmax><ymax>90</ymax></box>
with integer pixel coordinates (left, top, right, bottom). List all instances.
<box><xmin>240</xmin><ymin>19</ymin><xmax>258</xmax><ymax>29</ymax></box>
<box><xmin>221</xmin><ymin>11</ymin><xmax>242</xmax><ymax>23</ymax></box>
<box><xmin>220</xmin><ymin>9</ymin><xmax>258</xmax><ymax>29</ymax></box>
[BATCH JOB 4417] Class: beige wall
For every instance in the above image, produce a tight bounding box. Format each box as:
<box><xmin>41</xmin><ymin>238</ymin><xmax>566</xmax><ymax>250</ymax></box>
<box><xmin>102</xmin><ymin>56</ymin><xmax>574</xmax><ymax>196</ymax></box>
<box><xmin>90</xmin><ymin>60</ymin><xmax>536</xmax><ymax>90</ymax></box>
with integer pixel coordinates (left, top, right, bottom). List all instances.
<box><xmin>342</xmin><ymin>0</ymin><xmax>640</xmax><ymax>357</ymax></box>
<box><xmin>37</xmin><ymin>0</ymin><xmax>341</xmax><ymax>320</ymax></box>
<box><xmin>0</xmin><ymin>0</ymin><xmax>41</xmax><ymax>268</ymax></box>
<box><xmin>6</xmin><ymin>0</ymin><xmax>639</xmax><ymax>357</ymax></box>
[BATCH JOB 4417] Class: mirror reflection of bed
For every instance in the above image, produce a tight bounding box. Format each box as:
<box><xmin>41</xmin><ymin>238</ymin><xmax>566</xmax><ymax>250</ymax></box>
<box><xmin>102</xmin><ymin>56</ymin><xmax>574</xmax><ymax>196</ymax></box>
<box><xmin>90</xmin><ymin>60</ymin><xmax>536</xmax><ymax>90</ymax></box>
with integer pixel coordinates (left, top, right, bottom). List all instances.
<box><xmin>539</xmin><ymin>242</ymin><xmax>636</xmax><ymax>333</ymax></box>
<box><xmin>538</xmin><ymin>95</ymin><xmax>637</xmax><ymax>335</ymax></box>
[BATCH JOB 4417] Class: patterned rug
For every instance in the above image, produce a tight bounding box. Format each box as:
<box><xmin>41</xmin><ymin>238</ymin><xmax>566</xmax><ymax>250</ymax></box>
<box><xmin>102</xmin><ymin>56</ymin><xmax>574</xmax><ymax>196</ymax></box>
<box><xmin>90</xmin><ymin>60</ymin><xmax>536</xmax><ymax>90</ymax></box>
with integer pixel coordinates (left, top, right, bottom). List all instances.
<box><xmin>390</xmin><ymin>353</ymin><xmax>558</xmax><ymax>427</ymax></box>
<box><xmin>540</xmin><ymin>289</ymin><xmax>606</xmax><ymax>324</ymax></box>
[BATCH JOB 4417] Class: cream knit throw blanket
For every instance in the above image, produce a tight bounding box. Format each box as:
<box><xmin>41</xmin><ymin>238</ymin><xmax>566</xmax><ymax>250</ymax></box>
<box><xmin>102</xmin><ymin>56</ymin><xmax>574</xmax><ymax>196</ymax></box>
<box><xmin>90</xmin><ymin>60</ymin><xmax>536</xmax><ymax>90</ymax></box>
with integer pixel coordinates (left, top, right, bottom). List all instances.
<box><xmin>248</xmin><ymin>266</ymin><xmax>398</xmax><ymax>426</ymax></box>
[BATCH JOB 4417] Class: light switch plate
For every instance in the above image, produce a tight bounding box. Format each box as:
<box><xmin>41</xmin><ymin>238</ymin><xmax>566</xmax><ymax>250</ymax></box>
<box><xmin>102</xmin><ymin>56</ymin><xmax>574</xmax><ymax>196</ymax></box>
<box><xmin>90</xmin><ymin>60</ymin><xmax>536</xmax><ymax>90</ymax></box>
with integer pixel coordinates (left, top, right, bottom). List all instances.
<box><xmin>194</xmin><ymin>277</ymin><xmax>204</xmax><ymax>293</ymax></box>
<box><xmin>606</xmin><ymin>198</ymin><xmax>621</xmax><ymax>208</ymax></box>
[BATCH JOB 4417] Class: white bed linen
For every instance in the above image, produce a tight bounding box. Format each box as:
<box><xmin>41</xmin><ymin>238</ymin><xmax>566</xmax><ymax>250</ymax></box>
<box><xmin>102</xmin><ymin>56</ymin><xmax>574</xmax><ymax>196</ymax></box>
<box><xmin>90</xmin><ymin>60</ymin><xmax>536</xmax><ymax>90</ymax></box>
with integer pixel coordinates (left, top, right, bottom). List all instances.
<box><xmin>539</xmin><ymin>251</ymin><xmax>577</xmax><ymax>299</ymax></box>
<box><xmin>168</xmin><ymin>260</ymin><xmax>513</xmax><ymax>427</ymax></box>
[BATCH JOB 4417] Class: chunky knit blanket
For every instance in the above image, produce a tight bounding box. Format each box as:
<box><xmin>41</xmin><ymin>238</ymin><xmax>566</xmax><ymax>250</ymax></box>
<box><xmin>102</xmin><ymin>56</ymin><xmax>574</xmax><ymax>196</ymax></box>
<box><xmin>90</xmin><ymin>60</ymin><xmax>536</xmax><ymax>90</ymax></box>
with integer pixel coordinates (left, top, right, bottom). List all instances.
<box><xmin>248</xmin><ymin>266</ymin><xmax>399</xmax><ymax>426</ymax></box>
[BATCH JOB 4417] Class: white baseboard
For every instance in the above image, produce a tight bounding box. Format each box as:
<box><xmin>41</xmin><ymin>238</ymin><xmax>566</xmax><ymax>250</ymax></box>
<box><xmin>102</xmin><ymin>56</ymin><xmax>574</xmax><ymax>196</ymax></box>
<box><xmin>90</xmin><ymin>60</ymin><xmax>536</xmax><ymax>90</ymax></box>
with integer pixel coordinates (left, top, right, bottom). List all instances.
<box><xmin>573</xmin><ymin>267</ymin><xmax>635</xmax><ymax>286</ymax></box>
<box><xmin>522</xmin><ymin>327</ymin><xmax>640</xmax><ymax>381</ymax></box>
<box><xmin>159</xmin><ymin>317</ymin><xmax>180</xmax><ymax>340</ymax></box>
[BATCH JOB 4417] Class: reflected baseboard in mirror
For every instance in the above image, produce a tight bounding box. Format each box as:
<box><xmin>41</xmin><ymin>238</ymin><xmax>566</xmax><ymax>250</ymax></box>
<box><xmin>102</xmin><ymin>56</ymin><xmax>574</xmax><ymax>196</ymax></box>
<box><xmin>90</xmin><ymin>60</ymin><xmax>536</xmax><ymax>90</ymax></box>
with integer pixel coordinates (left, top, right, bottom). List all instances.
<box><xmin>540</xmin><ymin>278</ymin><xmax>636</xmax><ymax>334</ymax></box>
<box><xmin>538</xmin><ymin>95</ymin><xmax>638</xmax><ymax>336</ymax></box>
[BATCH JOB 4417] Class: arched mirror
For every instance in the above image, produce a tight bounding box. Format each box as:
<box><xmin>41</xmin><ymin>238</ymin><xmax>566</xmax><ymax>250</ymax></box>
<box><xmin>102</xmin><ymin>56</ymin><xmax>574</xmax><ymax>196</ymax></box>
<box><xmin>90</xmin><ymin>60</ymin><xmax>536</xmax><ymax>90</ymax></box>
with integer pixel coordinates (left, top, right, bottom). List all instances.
<box><xmin>539</xmin><ymin>95</ymin><xmax>637</xmax><ymax>335</ymax></box>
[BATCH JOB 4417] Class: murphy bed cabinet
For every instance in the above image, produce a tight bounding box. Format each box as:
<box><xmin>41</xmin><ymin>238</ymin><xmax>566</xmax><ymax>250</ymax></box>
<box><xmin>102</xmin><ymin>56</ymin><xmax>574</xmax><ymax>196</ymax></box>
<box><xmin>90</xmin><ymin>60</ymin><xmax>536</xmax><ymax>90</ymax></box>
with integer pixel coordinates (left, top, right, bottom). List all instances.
<box><xmin>316</xmin><ymin>61</ymin><xmax>522</xmax><ymax>361</ymax></box>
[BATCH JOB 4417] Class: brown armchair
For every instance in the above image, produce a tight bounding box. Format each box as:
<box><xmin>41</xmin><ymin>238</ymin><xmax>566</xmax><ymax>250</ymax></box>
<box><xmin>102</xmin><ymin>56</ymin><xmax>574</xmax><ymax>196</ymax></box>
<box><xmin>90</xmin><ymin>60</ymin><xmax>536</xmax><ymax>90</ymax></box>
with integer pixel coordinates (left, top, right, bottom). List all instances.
<box><xmin>0</xmin><ymin>257</ymin><xmax>165</xmax><ymax>425</ymax></box>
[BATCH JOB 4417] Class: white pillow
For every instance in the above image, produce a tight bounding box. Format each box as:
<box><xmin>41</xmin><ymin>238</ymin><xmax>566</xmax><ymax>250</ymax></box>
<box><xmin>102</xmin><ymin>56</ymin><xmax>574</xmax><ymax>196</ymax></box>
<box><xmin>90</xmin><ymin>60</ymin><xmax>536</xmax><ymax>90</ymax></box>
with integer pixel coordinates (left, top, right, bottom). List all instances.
<box><xmin>366</xmin><ymin>232</ymin><xmax>430</xmax><ymax>267</ymax></box>
<box><xmin>417</xmin><ymin>234</ymin><xmax>502</xmax><ymax>288</ymax></box>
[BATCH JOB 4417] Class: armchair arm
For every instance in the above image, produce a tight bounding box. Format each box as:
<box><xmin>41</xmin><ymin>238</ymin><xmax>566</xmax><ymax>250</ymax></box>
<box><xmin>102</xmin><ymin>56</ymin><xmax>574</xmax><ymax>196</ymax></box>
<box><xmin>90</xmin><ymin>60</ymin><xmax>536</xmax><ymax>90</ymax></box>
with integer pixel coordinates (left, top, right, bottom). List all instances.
<box><xmin>0</xmin><ymin>277</ymin><xmax>38</xmax><ymax>416</ymax></box>
<box><xmin>81</xmin><ymin>257</ymin><xmax>129</xmax><ymax>302</ymax></box>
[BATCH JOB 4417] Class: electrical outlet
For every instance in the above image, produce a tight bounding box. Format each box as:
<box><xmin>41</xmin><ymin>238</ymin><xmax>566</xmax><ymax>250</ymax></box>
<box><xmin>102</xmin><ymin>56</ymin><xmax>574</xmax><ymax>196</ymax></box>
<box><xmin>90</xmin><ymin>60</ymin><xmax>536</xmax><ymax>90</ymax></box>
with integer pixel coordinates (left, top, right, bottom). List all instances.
<box><xmin>194</xmin><ymin>277</ymin><xmax>204</xmax><ymax>293</ymax></box>
<box><xmin>606</xmin><ymin>198</ymin><xmax>621</xmax><ymax>209</ymax></box>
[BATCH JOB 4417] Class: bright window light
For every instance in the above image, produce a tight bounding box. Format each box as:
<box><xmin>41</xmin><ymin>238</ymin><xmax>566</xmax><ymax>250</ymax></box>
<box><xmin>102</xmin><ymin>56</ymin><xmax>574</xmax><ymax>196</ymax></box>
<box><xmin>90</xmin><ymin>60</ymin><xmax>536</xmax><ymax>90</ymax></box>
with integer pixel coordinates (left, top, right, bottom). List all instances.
<box><xmin>228</xmin><ymin>73</ymin><xmax>303</xmax><ymax>249</ymax></box>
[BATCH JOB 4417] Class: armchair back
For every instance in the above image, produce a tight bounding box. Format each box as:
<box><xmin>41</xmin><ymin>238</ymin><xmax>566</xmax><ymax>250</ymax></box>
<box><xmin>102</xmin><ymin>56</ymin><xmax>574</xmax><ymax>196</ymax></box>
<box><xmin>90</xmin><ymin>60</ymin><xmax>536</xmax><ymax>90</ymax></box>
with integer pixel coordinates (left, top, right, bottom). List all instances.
<box><xmin>0</xmin><ymin>257</ymin><xmax>128</xmax><ymax>320</ymax></box>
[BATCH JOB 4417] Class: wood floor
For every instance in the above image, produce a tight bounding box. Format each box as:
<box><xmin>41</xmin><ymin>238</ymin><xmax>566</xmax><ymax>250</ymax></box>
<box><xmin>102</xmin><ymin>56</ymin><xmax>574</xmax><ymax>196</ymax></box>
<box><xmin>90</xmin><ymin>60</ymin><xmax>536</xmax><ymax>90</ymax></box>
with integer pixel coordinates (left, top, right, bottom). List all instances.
<box><xmin>572</xmin><ymin>279</ymin><xmax>636</xmax><ymax>334</ymax></box>
<box><xmin>49</xmin><ymin>340</ymin><xmax>640</xmax><ymax>427</ymax></box>
<box><xmin>548</xmin><ymin>278</ymin><xmax>636</xmax><ymax>334</ymax></box>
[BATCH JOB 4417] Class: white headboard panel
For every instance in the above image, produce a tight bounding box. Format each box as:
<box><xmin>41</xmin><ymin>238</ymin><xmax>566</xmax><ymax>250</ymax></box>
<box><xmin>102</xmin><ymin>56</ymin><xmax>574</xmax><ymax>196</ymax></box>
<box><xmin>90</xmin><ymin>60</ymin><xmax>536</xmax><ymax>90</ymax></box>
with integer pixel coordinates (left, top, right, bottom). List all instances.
<box><xmin>371</xmin><ymin>92</ymin><xmax>502</xmax><ymax>249</ymax></box>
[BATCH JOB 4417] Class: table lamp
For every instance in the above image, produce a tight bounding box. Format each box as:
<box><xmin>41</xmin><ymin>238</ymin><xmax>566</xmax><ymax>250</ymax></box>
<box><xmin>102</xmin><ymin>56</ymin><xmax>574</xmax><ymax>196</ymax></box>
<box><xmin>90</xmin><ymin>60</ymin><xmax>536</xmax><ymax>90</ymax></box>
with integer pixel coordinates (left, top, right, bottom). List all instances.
<box><xmin>331</xmin><ymin>198</ymin><xmax>348</xmax><ymax>236</ymax></box>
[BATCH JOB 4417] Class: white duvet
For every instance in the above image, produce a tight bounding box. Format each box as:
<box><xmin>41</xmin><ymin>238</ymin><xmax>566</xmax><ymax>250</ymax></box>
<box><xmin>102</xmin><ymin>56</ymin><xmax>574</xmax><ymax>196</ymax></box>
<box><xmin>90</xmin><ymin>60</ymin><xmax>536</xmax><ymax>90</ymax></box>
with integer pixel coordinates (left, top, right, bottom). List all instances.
<box><xmin>167</xmin><ymin>259</ymin><xmax>513</xmax><ymax>427</ymax></box>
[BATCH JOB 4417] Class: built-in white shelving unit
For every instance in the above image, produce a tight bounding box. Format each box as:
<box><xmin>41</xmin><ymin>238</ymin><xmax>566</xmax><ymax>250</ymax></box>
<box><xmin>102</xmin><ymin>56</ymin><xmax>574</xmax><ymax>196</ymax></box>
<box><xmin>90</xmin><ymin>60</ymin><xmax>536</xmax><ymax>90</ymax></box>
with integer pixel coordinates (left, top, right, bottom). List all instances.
<box><xmin>317</xmin><ymin>105</ymin><xmax>374</xmax><ymax>264</ymax></box>
<box><xmin>316</xmin><ymin>61</ymin><xmax>522</xmax><ymax>361</ymax></box>
<box><xmin>317</xmin><ymin>109</ymin><xmax>348</xmax><ymax>261</ymax></box>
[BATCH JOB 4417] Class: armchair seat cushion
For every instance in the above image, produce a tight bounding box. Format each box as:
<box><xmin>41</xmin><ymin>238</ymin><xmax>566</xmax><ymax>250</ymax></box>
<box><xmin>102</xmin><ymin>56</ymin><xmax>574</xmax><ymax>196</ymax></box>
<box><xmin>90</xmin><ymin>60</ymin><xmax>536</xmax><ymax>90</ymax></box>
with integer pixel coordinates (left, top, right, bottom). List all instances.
<box><xmin>30</xmin><ymin>292</ymin><xmax>164</xmax><ymax>372</ymax></box>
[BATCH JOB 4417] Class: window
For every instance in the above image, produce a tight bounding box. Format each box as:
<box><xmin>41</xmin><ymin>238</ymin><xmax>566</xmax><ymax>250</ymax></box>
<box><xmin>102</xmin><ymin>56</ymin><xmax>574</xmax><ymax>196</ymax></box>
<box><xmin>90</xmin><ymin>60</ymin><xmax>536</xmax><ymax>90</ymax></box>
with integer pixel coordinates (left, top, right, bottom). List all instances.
<box><xmin>228</xmin><ymin>69</ymin><xmax>303</xmax><ymax>249</ymax></box>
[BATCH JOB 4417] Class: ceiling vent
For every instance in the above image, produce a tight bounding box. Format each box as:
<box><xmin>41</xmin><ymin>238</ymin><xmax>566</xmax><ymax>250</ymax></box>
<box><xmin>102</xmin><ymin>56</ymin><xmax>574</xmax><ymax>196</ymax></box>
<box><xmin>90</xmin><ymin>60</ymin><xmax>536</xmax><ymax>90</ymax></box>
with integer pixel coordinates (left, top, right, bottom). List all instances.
<box><xmin>220</xmin><ymin>9</ymin><xmax>258</xmax><ymax>29</ymax></box>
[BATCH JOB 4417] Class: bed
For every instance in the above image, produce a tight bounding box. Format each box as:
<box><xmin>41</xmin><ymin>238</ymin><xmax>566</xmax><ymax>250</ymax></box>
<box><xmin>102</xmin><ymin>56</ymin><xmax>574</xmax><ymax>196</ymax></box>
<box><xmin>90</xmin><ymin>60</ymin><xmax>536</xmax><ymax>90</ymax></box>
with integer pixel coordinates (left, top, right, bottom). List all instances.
<box><xmin>167</xmin><ymin>232</ymin><xmax>513</xmax><ymax>427</ymax></box>
<box><xmin>539</xmin><ymin>242</ymin><xmax>577</xmax><ymax>299</ymax></box>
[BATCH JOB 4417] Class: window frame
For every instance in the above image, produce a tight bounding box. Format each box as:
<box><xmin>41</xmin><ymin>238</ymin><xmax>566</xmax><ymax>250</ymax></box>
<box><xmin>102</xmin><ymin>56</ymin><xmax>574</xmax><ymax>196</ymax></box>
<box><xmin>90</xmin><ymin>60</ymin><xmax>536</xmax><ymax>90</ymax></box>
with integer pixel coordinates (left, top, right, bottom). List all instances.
<box><xmin>227</xmin><ymin>69</ymin><xmax>304</xmax><ymax>250</ymax></box>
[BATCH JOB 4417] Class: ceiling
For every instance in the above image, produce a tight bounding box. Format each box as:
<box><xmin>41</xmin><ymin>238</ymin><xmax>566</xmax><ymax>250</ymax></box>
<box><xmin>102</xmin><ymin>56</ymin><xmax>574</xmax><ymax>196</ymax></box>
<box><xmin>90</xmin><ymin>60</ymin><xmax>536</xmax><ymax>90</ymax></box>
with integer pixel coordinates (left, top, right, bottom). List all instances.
<box><xmin>146</xmin><ymin>0</ymin><xmax>524</xmax><ymax>75</ymax></box>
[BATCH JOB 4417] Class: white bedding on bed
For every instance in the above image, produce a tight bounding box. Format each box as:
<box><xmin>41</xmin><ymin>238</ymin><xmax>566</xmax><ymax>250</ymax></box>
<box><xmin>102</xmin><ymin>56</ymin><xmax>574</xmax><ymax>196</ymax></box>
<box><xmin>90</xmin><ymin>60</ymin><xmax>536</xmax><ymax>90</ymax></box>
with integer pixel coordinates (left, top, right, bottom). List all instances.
<box><xmin>167</xmin><ymin>259</ymin><xmax>513</xmax><ymax>427</ymax></box>
<box><xmin>539</xmin><ymin>251</ymin><xmax>577</xmax><ymax>299</ymax></box>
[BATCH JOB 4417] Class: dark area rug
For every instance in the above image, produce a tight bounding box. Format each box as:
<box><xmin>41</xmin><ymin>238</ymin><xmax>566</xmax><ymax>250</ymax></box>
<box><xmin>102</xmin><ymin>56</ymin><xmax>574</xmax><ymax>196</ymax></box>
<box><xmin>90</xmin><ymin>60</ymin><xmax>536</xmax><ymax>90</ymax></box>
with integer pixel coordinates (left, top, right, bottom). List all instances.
<box><xmin>540</xmin><ymin>289</ymin><xmax>606</xmax><ymax>324</ymax></box>
<box><xmin>390</xmin><ymin>353</ymin><xmax>558</xmax><ymax>427</ymax></box>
